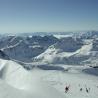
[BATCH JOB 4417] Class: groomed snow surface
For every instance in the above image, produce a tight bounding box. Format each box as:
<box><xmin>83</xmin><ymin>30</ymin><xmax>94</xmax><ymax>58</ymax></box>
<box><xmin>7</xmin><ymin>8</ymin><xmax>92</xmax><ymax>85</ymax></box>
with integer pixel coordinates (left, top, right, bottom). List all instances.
<box><xmin>0</xmin><ymin>59</ymin><xmax>98</xmax><ymax>98</ymax></box>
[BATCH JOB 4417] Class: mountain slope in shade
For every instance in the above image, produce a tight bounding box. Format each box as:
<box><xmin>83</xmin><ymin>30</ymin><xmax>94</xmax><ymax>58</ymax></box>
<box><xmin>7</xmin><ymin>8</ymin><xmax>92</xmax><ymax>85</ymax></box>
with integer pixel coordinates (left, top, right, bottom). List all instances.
<box><xmin>0</xmin><ymin>35</ymin><xmax>58</xmax><ymax>62</ymax></box>
<box><xmin>0</xmin><ymin>50</ymin><xmax>10</xmax><ymax>60</ymax></box>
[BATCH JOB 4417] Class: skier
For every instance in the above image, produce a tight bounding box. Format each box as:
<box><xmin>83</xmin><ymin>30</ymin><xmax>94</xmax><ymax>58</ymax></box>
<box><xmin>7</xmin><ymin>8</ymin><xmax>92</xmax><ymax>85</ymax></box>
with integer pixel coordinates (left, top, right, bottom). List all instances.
<box><xmin>65</xmin><ymin>85</ymin><xmax>70</xmax><ymax>93</ymax></box>
<box><xmin>86</xmin><ymin>88</ymin><xmax>89</xmax><ymax>93</ymax></box>
<box><xmin>80</xmin><ymin>88</ymin><xmax>82</xmax><ymax>91</ymax></box>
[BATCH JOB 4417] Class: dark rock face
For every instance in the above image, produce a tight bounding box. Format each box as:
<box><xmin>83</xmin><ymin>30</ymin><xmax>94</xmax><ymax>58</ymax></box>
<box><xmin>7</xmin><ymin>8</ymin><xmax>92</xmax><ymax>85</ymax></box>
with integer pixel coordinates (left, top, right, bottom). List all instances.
<box><xmin>0</xmin><ymin>50</ymin><xmax>10</xmax><ymax>60</ymax></box>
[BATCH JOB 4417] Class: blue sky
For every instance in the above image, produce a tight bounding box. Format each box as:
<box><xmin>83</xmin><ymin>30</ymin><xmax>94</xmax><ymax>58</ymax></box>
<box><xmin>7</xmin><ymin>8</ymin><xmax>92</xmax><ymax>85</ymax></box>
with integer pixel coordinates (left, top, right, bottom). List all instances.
<box><xmin>0</xmin><ymin>0</ymin><xmax>98</xmax><ymax>33</ymax></box>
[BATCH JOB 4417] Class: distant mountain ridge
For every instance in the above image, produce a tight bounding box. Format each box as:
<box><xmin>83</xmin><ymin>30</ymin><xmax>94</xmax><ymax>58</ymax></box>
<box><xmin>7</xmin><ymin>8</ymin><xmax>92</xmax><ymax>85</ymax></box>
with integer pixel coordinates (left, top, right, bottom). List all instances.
<box><xmin>0</xmin><ymin>31</ymin><xmax>98</xmax><ymax>66</ymax></box>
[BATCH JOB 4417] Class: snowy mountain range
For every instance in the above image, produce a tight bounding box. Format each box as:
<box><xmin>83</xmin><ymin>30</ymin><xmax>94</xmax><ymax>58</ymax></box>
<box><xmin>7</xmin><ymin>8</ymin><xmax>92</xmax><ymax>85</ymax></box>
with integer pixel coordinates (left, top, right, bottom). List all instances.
<box><xmin>0</xmin><ymin>31</ymin><xmax>98</xmax><ymax>66</ymax></box>
<box><xmin>0</xmin><ymin>31</ymin><xmax>98</xmax><ymax>98</ymax></box>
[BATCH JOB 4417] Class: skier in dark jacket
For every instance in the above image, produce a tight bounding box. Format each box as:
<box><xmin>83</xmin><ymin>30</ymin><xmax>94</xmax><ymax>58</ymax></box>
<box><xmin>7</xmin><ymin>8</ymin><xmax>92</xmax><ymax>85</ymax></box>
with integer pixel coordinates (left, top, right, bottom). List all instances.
<box><xmin>65</xmin><ymin>85</ymin><xmax>70</xmax><ymax>93</ymax></box>
<box><xmin>80</xmin><ymin>88</ymin><xmax>82</xmax><ymax>91</ymax></box>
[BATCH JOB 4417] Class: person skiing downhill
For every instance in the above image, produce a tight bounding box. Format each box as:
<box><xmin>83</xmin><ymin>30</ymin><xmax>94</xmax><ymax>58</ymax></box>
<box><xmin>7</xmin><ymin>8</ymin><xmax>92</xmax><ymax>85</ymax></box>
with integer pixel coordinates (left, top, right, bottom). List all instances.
<box><xmin>65</xmin><ymin>85</ymin><xmax>70</xmax><ymax>93</ymax></box>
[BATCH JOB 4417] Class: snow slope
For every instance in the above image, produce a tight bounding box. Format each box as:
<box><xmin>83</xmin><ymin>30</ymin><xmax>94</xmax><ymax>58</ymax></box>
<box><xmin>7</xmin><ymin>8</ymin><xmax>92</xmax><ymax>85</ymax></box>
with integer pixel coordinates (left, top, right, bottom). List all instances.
<box><xmin>0</xmin><ymin>58</ymin><xmax>98</xmax><ymax>98</ymax></box>
<box><xmin>38</xmin><ymin>65</ymin><xmax>98</xmax><ymax>98</ymax></box>
<box><xmin>0</xmin><ymin>59</ymin><xmax>65</xmax><ymax>98</ymax></box>
<box><xmin>33</xmin><ymin>41</ymin><xmax>93</xmax><ymax>64</ymax></box>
